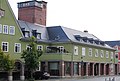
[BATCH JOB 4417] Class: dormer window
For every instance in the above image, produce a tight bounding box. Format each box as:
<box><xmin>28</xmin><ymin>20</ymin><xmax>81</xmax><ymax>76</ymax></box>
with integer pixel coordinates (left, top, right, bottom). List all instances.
<box><xmin>94</xmin><ymin>40</ymin><xmax>100</xmax><ymax>45</ymax></box>
<box><xmin>74</xmin><ymin>35</ymin><xmax>81</xmax><ymax>41</ymax></box>
<box><xmin>88</xmin><ymin>38</ymin><xmax>94</xmax><ymax>44</ymax></box>
<box><xmin>32</xmin><ymin>30</ymin><xmax>41</xmax><ymax>39</ymax></box>
<box><xmin>37</xmin><ymin>33</ymin><xmax>41</xmax><ymax>39</ymax></box>
<box><xmin>21</xmin><ymin>28</ymin><xmax>30</xmax><ymax>38</ymax></box>
<box><xmin>32</xmin><ymin>30</ymin><xmax>37</xmax><ymax>37</ymax></box>
<box><xmin>25</xmin><ymin>31</ymin><xmax>30</xmax><ymax>37</ymax></box>
<box><xmin>0</xmin><ymin>8</ymin><xmax>5</xmax><ymax>18</ymax></box>
<box><xmin>82</xmin><ymin>37</ymin><xmax>88</xmax><ymax>42</ymax></box>
<box><xmin>100</xmin><ymin>41</ymin><xmax>105</xmax><ymax>46</ymax></box>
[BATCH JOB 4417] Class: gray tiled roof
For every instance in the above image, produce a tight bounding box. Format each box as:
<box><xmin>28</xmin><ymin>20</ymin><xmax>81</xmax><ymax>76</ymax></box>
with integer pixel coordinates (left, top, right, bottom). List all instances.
<box><xmin>61</xmin><ymin>26</ymin><xmax>99</xmax><ymax>41</ymax></box>
<box><xmin>18</xmin><ymin>20</ymin><xmax>48</xmax><ymax>40</ymax></box>
<box><xmin>18</xmin><ymin>20</ymin><xmax>113</xmax><ymax>49</ymax></box>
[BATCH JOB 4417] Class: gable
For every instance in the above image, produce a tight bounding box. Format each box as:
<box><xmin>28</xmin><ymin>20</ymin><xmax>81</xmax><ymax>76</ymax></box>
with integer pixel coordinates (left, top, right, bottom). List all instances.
<box><xmin>0</xmin><ymin>0</ymin><xmax>23</xmax><ymax>40</ymax></box>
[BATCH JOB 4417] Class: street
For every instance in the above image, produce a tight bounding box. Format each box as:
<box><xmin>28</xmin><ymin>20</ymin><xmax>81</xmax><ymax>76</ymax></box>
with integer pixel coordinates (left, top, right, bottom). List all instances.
<box><xmin>42</xmin><ymin>76</ymin><xmax>120</xmax><ymax>81</ymax></box>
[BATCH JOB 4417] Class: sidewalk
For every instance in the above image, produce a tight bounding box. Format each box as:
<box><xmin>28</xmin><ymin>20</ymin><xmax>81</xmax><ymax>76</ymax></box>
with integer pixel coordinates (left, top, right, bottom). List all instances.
<box><xmin>41</xmin><ymin>76</ymin><xmax>120</xmax><ymax>81</ymax></box>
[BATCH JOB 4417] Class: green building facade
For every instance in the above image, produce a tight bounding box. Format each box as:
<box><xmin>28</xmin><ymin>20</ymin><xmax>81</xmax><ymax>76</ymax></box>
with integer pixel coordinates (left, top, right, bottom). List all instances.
<box><xmin>0</xmin><ymin>0</ymin><xmax>118</xmax><ymax>80</ymax></box>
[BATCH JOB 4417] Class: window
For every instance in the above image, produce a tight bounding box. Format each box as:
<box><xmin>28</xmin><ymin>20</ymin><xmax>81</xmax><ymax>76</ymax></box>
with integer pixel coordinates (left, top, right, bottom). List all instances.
<box><xmin>82</xmin><ymin>47</ymin><xmax>86</xmax><ymax>56</ymax></box>
<box><xmin>106</xmin><ymin>51</ymin><xmax>109</xmax><ymax>58</ymax></box>
<box><xmin>2</xmin><ymin>42</ymin><xmax>9</xmax><ymax>52</ymax></box>
<box><xmin>25</xmin><ymin>32</ymin><xmax>29</xmax><ymax>37</ymax></box>
<box><xmin>9</xmin><ymin>26</ymin><xmax>15</xmax><ymax>35</ymax></box>
<box><xmin>0</xmin><ymin>9</ymin><xmax>5</xmax><ymax>17</ymax></box>
<box><xmin>3</xmin><ymin>25</ymin><xmax>8</xmax><ymax>34</ymax></box>
<box><xmin>37</xmin><ymin>33</ymin><xmax>41</xmax><ymax>39</ymax></box>
<box><xmin>57</xmin><ymin>46</ymin><xmax>64</xmax><ymax>53</ymax></box>
<box><xmin>26</xmin><ymin>45</ymin><xmax>32</xmax><ymax>51</ymax></box>
<box><xmin>100</xmin><ymin>50</ymin><xmax>104</xmax><ymax>58</ymax></box>
<box><xmin>73</xmin><ymin>63</ymin><xmax>79</xmax><ymax>75</ymax></box>
<box><xmin>88</xmin><ymin>48</ymin><xmax>92</xmax><ymax>57</ymax></box>
<box><xmin>14</xmin><ymin>43</ymin><xmax>21</xmax><ymax>53</ymax></box>
<box><xmin>74</xmin><ymin>46</ymin><xmax>78</xmax><ymax>55</ymax></box>
<box><xmin>36</xmin><ymin>62</ymin><xmax>41</xmax><ymax>71</ymax></box>
<box><xmin>37</xmin><ymin>45</ymin><xmax>43</xmax><ymax>51</ymax></box>
<box><xmin>0</xmin><ymin>24</ymin><xmax>2</xmax><ymax>33</ymax></box>
<box><xmin>110</xmin><ymin>52</ymin><xmax>114</xmax><ymax>59</ymax></box>
<box><xmin>46</xmin><ymin>46</ymin><xmax>57</xmax><ymax>53</ymax></box>
<box><xmin>95</xmin><ymin>49</ymin><xmax>99</xmax><ymax>57</ymax></box>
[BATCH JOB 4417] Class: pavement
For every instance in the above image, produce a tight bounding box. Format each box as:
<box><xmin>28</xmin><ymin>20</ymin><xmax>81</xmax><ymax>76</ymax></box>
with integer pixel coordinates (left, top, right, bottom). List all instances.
<box><xmin>40</xmin><ymin>76</ymin><xmax>120</xmax><ymax>81</ymax></box>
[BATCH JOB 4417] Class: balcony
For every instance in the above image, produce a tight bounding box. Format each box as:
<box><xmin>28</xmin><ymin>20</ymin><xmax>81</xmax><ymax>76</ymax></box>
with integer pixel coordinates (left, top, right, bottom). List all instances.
<box><xmin>40</xmin><ymin>47</ymin><xmax>72</xmax><ymax>61</ymax></box>
<box><xmin>46</xmin><ymin>47</ymin><xmax>69</xmax><ymax>54</ymax></box>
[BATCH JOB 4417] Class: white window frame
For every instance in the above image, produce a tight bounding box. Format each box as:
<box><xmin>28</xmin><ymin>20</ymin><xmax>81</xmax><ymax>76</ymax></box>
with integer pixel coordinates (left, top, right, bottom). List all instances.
<box><xmin>95</xmin><ymin>49</ymin><xmax>99</xmax><ymax>57</ymax></box>
<box><xmin>82</xmin><ymin>47</ymin><xmax>86</xmax><ymax>56</ymax></box>
<box><xmin>0</xmin><ymin>24</ymin><xmax>2</xmax><ymax>33</ymax></box>
<box><xmin>26</xmin><ymin>45</ymin><xmax>32</xmax><ymax>51</ymax></box>
<box><xmin>2</xmin><ymin>42</ymin><xmax>9</xmax><ymax>52</ymax></box>
<box><xmin>88</xmin><ymin>48</ymin><xmax>92</xmax><ymax>57</ymax></box>
<box><xmin>106</xmin><ymin>51</ymin><xmax>109</xmax><ymax>58</ymax></box>
<box><xmin>14</xmin><ymin>43</ymin><xmax>21</xmax><ymax>53</ymax></box>
<box><xmin>110</xmin><ymin>52</ymin><xmax>114</xmax><ymax>59</ymax></box>
<box><xmin>74</xmin><ymin>46</ymin><xmax>78</xmax><ymax>55</ymax></box>
<box><xmin>3</xmin><ymin>25</ymin><xmax>8</xmax><ymax>34</ymax></box>
<box><xmin>9</xmin><ymin>26</ymin><xmax>15</xmax><ymax>35</ymax></box>
<box><xmin>57</xmin><ymin>46</ymin><xmax>64</xmax><ymax>53</ymax></box>
<box><xmin>37</xmin><ymin>45</ymin><xmax>43</xmax><ymax>51</ymax></box>
<box><xmin>100</xmin><ymin>50</ymin><xmax>104</xmax><ymax>58</ymax></box>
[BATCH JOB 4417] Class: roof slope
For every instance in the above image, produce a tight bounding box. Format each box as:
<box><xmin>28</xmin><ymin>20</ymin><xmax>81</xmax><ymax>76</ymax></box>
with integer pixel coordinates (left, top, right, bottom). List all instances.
<box><xmin>61</xmin><ymin>26</ymin><xmax>99</xmax><ymax>42</ymax></box>
<box><xmin>47</xmin><ymin>26</ymin><xmax>70</xmax><ymax>42</ymax></box>
<box><xmin>105</xmin><ymin>41</ymin><xmax>120</xmax><ymax>47</ymax></box>
<box><xmin>18</xmin><ymin>20</ymin><xmax>48</xmax><ymax>40</ymax></box>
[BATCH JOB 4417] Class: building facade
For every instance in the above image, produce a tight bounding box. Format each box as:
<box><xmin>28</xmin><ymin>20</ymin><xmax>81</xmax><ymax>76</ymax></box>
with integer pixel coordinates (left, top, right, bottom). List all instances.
<box><xmin>0</xmin><ymin>0</ymin><xmax>118</xmax><ymax>80</ymax></box>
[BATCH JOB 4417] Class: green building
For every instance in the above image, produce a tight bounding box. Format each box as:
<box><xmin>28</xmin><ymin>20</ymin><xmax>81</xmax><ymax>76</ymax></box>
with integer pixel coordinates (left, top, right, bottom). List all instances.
<box><xmin>0</xmin><ymin>0</ymin><xmax>118</xmax><ymax>80</ymax></box>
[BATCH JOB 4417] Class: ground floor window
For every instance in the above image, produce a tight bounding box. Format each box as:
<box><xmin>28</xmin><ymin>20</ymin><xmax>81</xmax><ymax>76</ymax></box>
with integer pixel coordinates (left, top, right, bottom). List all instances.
<box><xmin>73</xmin><ymin>62</ymin><xmax>79</xmax><ymax>75</ymax></box>
<box><xmin>48</xmin><ymin>62</ymin><xmax>59</xmax><ymax>76</ymax></box>
<box><xmin>65</xmin><ymin>62</ymin><xmax>71</xmax><ymax>75</ymax></box>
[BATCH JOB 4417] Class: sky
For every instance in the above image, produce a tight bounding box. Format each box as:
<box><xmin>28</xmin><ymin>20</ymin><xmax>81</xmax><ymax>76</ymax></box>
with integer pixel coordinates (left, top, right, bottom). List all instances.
<box><xmin>8</xmin><ymin>0</ymin><xmax>120</xmax><ymax>41</ymax></box>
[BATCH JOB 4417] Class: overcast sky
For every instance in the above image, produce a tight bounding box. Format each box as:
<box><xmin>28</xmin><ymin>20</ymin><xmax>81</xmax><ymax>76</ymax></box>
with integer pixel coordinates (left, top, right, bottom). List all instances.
<box><xmin>8</xmin><ymin>0</ymin><xmax>120</xmax><ymax>41</ymax></box>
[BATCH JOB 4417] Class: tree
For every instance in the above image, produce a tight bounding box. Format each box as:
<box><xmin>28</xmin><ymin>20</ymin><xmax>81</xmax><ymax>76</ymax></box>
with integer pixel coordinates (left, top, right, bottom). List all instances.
<box><xmin>21</xmin><ymin>36</ymin><xmax>43</xmax><ymax>80</ymax></box>
<box><xmin>0</xmin><ymin>49</ymin><xmax>14</xmax><ymax>81</ymax></box>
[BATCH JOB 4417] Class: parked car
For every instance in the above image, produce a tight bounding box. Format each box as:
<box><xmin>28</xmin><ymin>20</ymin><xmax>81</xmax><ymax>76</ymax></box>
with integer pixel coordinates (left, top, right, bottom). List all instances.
<box><xmin>33</xmin><ymin>71</ymin><xmax>50</xmax><ymax>80</ymax></box>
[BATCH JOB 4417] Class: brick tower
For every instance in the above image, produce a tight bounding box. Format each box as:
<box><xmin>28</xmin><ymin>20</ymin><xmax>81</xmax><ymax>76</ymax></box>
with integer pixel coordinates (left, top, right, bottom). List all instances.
<box><xmin>18</xmin><ymin>0</ymin><xmax>47</xmax><ymax>26</ymax></box>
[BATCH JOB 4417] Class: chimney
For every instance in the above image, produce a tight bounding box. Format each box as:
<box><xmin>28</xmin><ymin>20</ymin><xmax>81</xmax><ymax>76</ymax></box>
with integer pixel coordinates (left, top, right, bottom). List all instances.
<box><xmin>84</xmin><ymin>30</ymin><xmax>88</xmax><ymax>33</ymax></box>
<box><xmin>18</xmin><ymin>0</ymin><xmax>47</xmax><ymax>26</ymax></box>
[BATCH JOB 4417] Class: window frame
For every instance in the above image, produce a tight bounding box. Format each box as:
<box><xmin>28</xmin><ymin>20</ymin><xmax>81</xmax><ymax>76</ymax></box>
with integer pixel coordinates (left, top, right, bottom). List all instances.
<box><xmin>88</xmin><ymin>48</ymin><xmax>92</xmax><ymax>57</ymax></box>
<box><xmin>106</xmin><ymin>51</ymin><xmax>109</xmax><ymax>58</ymax></box>
<box><xmin>110</xmin><ymin>52</ymin><xmax>114</xmax><ymax>59</ymax></box>
<box><xmin>2</xmin><ymin>42</ymin><xmax>9</xmax><ymax>52</ymax></box>
<box><xmin>14</xmin><ymin>43</ymin><xmax>21</xmax><ymax>53</ymax></box>
<box><xmin>3</xmin><ymin>25</ymin><xmax>8</xmax><ymax>34</ymax></box>
<box><xmin>95</xmin><ymin>49</ymin><xmax>99</xmax><ymax>57</ymax></box>
<box><xmin>37</xmin><ymin>45</ymin><xmax>43</xmax><ymax>51</ymax></box>
<box><xmin>57</xmin><ymin>46</ymin><xmax>64</xmax><ymax>53</ymax></box>
<box><xmin>100</xmin><ymin>50</ymin><xmax>104</xmax><ymax>58</ymax></box>
<box><xmin>74</xmin><ymin>46</ymin><xmax>78</xmax><ymax>55</ymax></box>
<box><xmin>82</xmin><ymin>47</ymin><xmax>86</xmax><ymax>56</ymax></box>
<box><xmin>9</xmin><ymin>26</ymin><xmax>15</xmax><ymax>35</ymax></box>
<box><xmin>26</xmin><ymin>45</ymin><xmax>32</xmax><ymax>51</ymax></box>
